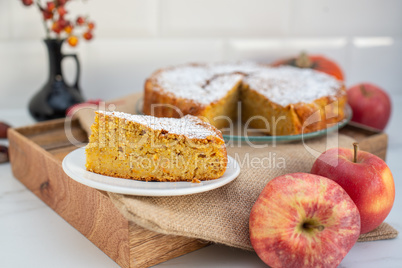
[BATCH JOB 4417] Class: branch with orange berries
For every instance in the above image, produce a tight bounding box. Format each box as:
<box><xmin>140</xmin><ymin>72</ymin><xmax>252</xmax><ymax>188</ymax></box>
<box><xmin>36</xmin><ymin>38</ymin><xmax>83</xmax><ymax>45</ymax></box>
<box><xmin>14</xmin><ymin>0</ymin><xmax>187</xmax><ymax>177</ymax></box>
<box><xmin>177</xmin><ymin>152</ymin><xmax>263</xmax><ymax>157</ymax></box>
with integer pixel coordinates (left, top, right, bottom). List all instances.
<box><xmin>21</xmin><ymin>0</ymin><xmax>95</xmax><ymax>47</ymax></box>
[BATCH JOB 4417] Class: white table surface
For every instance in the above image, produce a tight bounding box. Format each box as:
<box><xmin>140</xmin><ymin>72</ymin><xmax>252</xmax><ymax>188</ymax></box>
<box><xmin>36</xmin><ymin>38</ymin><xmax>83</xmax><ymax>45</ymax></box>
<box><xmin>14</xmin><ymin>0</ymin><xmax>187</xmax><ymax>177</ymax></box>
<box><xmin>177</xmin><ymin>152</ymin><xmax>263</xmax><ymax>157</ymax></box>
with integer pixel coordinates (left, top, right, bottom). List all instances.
<box><xmin>1</xmin><ymin>96</ymin><xmax>401</xmax><ymax>268</ymax></box>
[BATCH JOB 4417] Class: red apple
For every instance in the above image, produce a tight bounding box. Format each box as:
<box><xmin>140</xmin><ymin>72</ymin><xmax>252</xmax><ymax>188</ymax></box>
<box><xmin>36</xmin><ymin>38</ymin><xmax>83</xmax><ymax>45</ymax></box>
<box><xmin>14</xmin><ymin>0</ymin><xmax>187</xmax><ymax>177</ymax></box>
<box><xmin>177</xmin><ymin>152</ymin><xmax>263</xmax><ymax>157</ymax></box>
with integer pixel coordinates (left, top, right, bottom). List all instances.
<box><xmin>311</xmin><ymin>143</ymin><xmax>395</xmax><ymax>234</ymax></box>
<box><xmin>249</xmin><ymin>173</ymin><xmax>360</xmax><ymax>268</ymax></box>
<box><xmin>0</xmin><ymin>122</ymin><xmax>11</xmax><ymax>139</ymax></box>
<box><xmin>347</xmin><ymin>83</ymin><xmax>391</xmax><ymax>130</ymax></box>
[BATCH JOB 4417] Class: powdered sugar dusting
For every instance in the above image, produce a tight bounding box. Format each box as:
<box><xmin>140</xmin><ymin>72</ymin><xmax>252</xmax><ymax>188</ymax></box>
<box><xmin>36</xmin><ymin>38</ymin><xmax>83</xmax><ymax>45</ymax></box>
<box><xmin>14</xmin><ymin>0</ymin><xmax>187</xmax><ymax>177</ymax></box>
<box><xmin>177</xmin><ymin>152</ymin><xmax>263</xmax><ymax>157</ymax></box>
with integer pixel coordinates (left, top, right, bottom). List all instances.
<box><xmin>244</xmin><ymin>66</ymin><xmax>342</xmax><ymax>106</ymax></box>
<box><xmin>155</xmin><ymin>62</ymin><xmax>264</xmax><ymax>105</ymax></box>
<box><xmin>153</xmin><ymin>63</ymin><xmax>342</xmax><ymax>107</ymax></box>
<box><xmin>99</xmin><ymin>111</ymin><xmax>221</xmax><ymax>140</ymax></box>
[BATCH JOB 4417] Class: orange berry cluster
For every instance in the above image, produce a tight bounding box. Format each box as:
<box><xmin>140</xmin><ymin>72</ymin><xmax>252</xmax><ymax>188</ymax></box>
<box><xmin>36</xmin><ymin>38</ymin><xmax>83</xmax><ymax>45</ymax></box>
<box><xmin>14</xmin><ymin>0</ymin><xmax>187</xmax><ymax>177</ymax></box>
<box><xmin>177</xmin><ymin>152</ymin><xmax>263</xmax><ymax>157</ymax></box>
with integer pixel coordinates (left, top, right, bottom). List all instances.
<box><xmin>21</xmin><ymin>0</ymin><xmax>95</xmax><ymax>47</ymax></box>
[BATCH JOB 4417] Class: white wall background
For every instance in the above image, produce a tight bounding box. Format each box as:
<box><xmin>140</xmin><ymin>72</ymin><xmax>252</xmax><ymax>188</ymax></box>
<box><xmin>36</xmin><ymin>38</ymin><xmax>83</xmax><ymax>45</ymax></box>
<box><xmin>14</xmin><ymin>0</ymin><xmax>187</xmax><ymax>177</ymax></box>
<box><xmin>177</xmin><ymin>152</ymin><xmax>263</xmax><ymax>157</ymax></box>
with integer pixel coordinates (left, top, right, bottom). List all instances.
<box><xmin>0</xmin><ymin>0</ymin><xmax>401</xmax><ymax>109</ymax></box>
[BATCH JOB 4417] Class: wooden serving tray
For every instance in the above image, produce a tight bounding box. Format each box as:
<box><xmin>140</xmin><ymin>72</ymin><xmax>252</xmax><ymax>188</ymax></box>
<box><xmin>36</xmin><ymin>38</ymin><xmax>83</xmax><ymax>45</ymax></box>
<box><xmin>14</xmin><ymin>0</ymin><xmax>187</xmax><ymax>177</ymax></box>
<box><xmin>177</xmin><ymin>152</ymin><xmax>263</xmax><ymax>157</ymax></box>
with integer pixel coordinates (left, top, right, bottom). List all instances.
<box><xmin>8</xmin><ymin>119</ymin><xmax>387</xmax><ymax>268</ymax></box>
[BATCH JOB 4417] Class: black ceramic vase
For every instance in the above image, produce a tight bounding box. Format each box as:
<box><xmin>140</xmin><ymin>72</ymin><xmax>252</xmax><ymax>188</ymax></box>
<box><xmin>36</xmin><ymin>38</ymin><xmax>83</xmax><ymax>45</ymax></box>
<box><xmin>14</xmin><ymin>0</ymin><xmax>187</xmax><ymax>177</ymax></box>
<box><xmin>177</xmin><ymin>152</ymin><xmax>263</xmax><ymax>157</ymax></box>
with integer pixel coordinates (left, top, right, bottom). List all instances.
<box><xmin>28</xmin><ymin>39</ymin><xmax>84</xmax><ymax>121</ymax></box>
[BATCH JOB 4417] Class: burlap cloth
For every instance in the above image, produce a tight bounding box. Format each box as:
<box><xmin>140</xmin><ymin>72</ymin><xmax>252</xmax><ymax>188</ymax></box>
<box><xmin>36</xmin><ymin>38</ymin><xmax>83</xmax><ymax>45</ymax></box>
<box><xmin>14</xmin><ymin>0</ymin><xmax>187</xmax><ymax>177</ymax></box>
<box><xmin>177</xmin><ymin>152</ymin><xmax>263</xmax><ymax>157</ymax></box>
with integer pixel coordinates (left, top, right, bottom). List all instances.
<box><xmin>76</xmin><ymin>93</ymin><xmax>398</xmax><ymax>250</ymax></box>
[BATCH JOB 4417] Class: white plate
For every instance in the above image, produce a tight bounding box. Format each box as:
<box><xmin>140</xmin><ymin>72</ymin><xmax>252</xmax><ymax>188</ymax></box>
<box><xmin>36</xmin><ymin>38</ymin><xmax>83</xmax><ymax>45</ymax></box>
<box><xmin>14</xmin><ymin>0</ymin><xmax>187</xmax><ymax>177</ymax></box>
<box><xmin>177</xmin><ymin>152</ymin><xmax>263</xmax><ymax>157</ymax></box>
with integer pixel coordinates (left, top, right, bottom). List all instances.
<box><xmin>62</xmin><ymin>147</ymin><xmax>240</xmax><ymax>196</ymax></box>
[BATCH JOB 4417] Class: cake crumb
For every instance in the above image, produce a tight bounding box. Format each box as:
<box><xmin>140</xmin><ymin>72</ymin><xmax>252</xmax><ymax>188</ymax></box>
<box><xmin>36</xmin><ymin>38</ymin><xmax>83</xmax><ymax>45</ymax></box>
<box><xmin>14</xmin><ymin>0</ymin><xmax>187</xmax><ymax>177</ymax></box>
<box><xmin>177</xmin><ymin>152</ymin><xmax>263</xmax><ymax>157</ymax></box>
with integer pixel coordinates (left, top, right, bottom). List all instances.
<box><xmin>192</xmin><ymin>178</ymin><xmax>201</xmax><ymax>183</ymax></box>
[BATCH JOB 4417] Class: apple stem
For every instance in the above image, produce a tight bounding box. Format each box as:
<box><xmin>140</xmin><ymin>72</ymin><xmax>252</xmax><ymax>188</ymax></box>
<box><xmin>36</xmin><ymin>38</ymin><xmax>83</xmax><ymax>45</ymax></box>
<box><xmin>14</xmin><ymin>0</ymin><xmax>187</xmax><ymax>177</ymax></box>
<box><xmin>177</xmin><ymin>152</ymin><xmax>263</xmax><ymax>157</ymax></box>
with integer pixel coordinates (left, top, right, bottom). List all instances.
<box><xmin>360</xmin><ymin>84</ymin><xmax>372</xmax><ymax>97</ymax></box>
<box><xmin>353</xmin><ymin>142</ymin><xmax>359</xmax><ymax>163</ymax></box>
<box><xmin>303</xmin><ymin>223</ymin><xmax>325</xmax><ymax>232</ymax></box>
